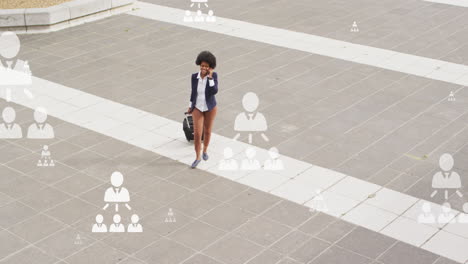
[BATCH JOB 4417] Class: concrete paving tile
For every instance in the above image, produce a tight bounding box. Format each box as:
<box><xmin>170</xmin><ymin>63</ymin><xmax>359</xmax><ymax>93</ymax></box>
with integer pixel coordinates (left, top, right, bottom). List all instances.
<box><xmin>316</xmin><ymin>219</ymin><xmax>356</xmax><ymax>244</ymax></box>
<box><xmin>5</xmin><ymin>153</ymin><xmax>43</xmax><ymax>175</ymax></box>
<box><xmin>62</xmin><ymin>149</ymin><xmax>109</xmax><ymax>172</ymax></box>
<box><xmin>298</xmin><ymin>213</ymin><xmax>338</xmax><ymax>236</ymax></box>
<box><xmin>169</xmin><ymin>191</ymin><xmax>221</xmax><ymax>218</ymax></box>
<box><xmin>310</xmin><ymin>245</ymin><xmax>373</xmax><ymax>264</ymax></box>
<box><xmin>378</xmin><ymin>242</ymin><xmax>439</xmax><ymax>264</ymax></box>
<box><xmin>262</xmin><ymin>200</ymin><xmax>313</xmax><ymax>228</ymax></box>
<box><xmin>422</xmin><ymin>231</ymin><xmax>468</xmax><ymax>264</ymax></box>
<box><xmin>0</xmin><ymin>201</ymin><xmax>37</xmax><ymax>229</ymax></box>
<box><xmin>337</xmin><ymin>227</ymin><xmax>396</xmax><ymax>259</ymax></box>
<box><xmin>135</xmin><ymin>237</ymin><xmax>195</xmax><ymax>264</ymax></box>
<box><xmin>228</xmin><ymin>188</ymin><xmax>281</xmax><ymax>215</ymax></box>
<box><xmin>1</xmin><ymin>246</ymin><xmax>58</xmax><ymax>264</ymax></box>
<box><xmin>271</xmin><ymin>230</ymin><xmax>311</xmax><ymax>256</ymax></box>
<box><xmin>45</xmin><ymin>198</ymin><xmax>99</xmax><ymax>226</ymax></box>
<box><xmin>0</xmin><ymin>192</ymin><xmax>14</xmax><ymax>208</ymax></box>
<box><xmin>197</xmin><ymin>177</ymin><xmax>249</xmax><ymax>202</ymax></box>
<box><xmin>8</xmin><ymin>213</ymin><xmax>66</xmax><ymax>244</ymax></box>
<box><xmin>433</xmin><ymin>257</ymin><xmax>463</xmax><ymax>264</ymax></box>
<box><xmin>0</xmin><ymin>143</ymin><xmax>32</xmax><ymax>164</ymax></box>
<box><xmin>235</xmin><ymin>215</ymin><xmax>291</xmax><ymax>247</ymax></box>
<box><xmin>137</xmin><ymin>156</ymin><xmax>190</xmax><ymax>179</ymax></box>
<box><xmin>35</xmin><ymin>227</ymin><xmax>93</xmax><ymax>260</ymax></box>
<box><xmin>289</xmin><ymin>236</ymin><xmax>331</xmax><ymax>263</ymax></box>
<box><xmin>142</xmin><ymin>207</ymin><xmax>194</xmax><ymax>236</ymax></box>
<box><xmin>53</xmin><ymin>172</ymin><xmax>105</xmax><ymax>196</ymax></box>
<box><xmin>169</xmin><ymin>220</ymin><xmax>226</xmax><ymax>251</ymax></box>
<box><xmin>182</xmin><ymin>254</ymin><xmax>223</xmax><ymax>264</ymax></box>
<box><xmin>115</xmin><ymin>257</ymin><xmax>147</xmax><ymax>264</ymax></box>
<box><xmin>246</xmin><ymin>249</ymin><xmax>283</xmax><ymax>264</ymax></box>
<box><xmin>137</xmin><ymin>179</ymin><xmax>190</xmax><ymax>206</ymax></box>
<box><xmin>167</xmin><ymin>169</ymin><xmax>217</xmax><ymax>190</ymax></box>
<box><xmin>204</xmin><ymin>234</ymin><xmax>264</xmax><ymax>264</ymax></box>
<box><xmin>0</xmin><ymin>230</ymin><xmax>29</xmax><ymax>259</ymax></box>
<box><xmin>19</xmin><ymin>187</ymin><xmax>72</xmax><ymax>212</ymax></box>
<box><xmin>65</xmin><ymin>241</ymin><xmax>128</xmax><ymax>264</ymax></box>
<box><xmin>199</xmin><ymin>204</ymin><xmax>255</xmax><ymax>232</ymax></box>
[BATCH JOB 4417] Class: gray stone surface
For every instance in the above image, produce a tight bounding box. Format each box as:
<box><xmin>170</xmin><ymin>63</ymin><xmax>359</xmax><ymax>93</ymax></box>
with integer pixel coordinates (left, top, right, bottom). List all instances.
<box><xmin>1</xmin><ymin>2</ymin><xmax>466</xmax><ymax>263</ymax></box>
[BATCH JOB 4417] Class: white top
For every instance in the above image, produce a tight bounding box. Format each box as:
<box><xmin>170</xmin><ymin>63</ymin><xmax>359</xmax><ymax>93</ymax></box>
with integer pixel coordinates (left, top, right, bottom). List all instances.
<box><xmin>190</xmin><ymin>71</ymin><xmax>215</xmax><ymax>112</ymax></box>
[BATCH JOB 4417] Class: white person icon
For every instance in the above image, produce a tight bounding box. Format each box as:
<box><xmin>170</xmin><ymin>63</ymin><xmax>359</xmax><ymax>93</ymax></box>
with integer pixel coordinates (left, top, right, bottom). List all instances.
<box><xmin>233</xmin><ymin>92</ymin><xmax>269</xmax><ymax>144</ymax></box>
<box><xmin>0</xmin><ymin>106</ymin><xmax>22</xmax><ymax>138</ymax></box>
<box><xmin>27</xmin><ymin>107</ymin><xmax>55</xmax><ymax>139</ymax></box>
<box><xmin>0</xmin><ymin>31</ymin><xmax>33</xmax><ymax>101</ymax></box>
<box><xmin>431</xmin><ymin>153</ymin><xmax>463</xmax><ymax>200</ymax></box>
<box><xmin>103</xmin><ymin>171</ymin><xmax>131</xmax><ymax>212</ymax></box>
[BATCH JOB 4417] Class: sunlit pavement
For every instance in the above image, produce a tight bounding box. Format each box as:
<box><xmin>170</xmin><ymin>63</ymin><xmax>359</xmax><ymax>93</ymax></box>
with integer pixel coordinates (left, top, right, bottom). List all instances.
<box><xmin>1</xmin><ymin>0</ymin><xmax>468</xmax><ymax>263</ymax></box>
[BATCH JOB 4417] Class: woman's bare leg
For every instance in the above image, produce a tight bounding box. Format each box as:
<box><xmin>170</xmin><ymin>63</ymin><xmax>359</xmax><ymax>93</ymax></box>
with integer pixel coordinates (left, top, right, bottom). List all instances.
<box><xmin>192</xmin><ymin>108</ymin><xmax>205</xmax><ymax>160</ymax></box>
<box><xmin>203</xmin><ymin>106</ymin><xmax>217</xmax><ymax>153</ymax></box>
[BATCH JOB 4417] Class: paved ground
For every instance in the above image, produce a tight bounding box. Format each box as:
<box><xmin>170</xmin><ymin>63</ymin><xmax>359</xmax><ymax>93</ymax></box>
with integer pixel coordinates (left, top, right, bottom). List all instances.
<box><xmin>1</xmin><ymin>0</ymin><xmax>468</xmax><ymax>263</ymax></box>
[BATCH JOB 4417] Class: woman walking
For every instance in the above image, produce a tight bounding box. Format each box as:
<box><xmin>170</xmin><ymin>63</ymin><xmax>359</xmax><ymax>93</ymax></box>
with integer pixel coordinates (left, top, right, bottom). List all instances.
<box><xmin>187</xmin><ymin>51</ymin><xmax>218</xmax><ymax>168</ymax></box>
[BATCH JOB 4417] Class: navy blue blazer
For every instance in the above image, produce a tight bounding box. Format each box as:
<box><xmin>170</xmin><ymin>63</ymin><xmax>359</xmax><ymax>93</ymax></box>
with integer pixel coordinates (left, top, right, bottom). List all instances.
<box><xmin>189</xmin><ymin>72</ymin><xmax>218</xmax><ymax>111</ymax></box>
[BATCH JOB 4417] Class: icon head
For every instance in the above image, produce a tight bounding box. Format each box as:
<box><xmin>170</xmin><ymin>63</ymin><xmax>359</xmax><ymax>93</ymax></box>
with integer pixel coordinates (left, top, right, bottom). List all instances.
<box><xmin>185</xmin><ymin>10</ymin><xmax>191</xmax><ymax>16</ymax></box>
<box><xmin>197</xmin><ymin>10</ymin><xmax>202</xmax><ymax>16</ymax></box>
<box><xmin>43</xmin><ymin>145</ymin><xmax>49</xmax><ymax>151</ymax></box>
<box><xmin>110</xmin><ymin>171</ymin><xmax>124</xmax><ymax>187</ymax></box>
<box><xmin>208</xmin><ymin>10</ymin><xmax>214</xmax><ymax>16</ymax></box>
<box><xmin>34</xmin><ymin>107</ymin><xmax>48</xmax><ymax>123</ymax></box>
<box><xmin>113</xmin><ymin>214</ymin><xmax>121</xmax><ymax>224</ymax></box>
<box><xmin>441</xmin><ymin>202</ymin><xmax>451</xmax><ymax>213</ymax></box>
<box><xmin>131</xmin><ymin>214</ymin><xmax>139</xmax><ymax>224</ymax></box>
<box><xmin>95</xmin><ymin>214</ymin><xmax>104</xmax><ymax>224</ymax></box>
<box><xmin>463</xmin><ymin>203</ymin><xmax>468</xmax><ymax>214</ymax></box>
<box><xmin>422</xmin><ymin>202</ymin><xmax>431</xmax><ymax>213</ymax></box>
<box><xmin>245</xmin><ymin>147</ymin><xmax>256</xmax><ymax>159</ymax></box>
<box><xmin>223</xmin><ymin>147</ymin><xmax>233</xmax><ymax>159</ymax></box>
<box><xmin>2</xmin><ymin>106</ymin><xmax>16</xmax><ymax>123</ymax></box>
<box><xmin>242</xmin><ymin>92</ymin><xmax>259</xmax><ymax>112</ymax></box>
<box><xmin>439</xmin><ymin>153</ymin><xmax>454</xmax><ymax>171</ymax></box>
<box><xmin>0</xmin><ymin>31</ymin><xmax>20</xmax><ymax>59</ymax></box>
<box><xmin>268</xmin><ymin>147</ymin><xmax>280</xmax><ymax>159</ymax></box>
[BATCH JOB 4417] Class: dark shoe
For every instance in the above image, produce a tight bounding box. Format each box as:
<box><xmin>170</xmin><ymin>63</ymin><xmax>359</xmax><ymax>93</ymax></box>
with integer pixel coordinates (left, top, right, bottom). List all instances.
<box><xmin>191</xmin><ymin>159</ymin><xmax>201</xmax><ymax>168</ymax></box>
<box><xmin>202</xmin><ymin>152</ymin><xmax>209</xmax><ymax>161</ymax></box>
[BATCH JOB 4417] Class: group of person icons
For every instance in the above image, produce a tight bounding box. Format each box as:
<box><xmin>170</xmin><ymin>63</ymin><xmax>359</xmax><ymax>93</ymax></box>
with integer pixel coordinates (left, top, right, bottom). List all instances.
<box><xmin>92</xmin><ymin>214</ymin><xmax>142</xmax><ymax>233</ymax></box>
<box><xmin>165</xmin><ymin>208</ymin><xmax>177</xmax><ymax>223</ymax></box>
<box><xmin>219</xmin><ymin>92</ymin><xmax>283</xmax><ymax>171</ymax></box>
<box><xmin>92</xmin><ymin>171</ymin><xmax>143</xmax><ymax>233</ymax></box>
<box><xmin>184</xmin><ymin>0</ymin><xmax>216</xmax><ymax>23</ymax></box>
<box><xmin>37</xmin><ymin>145</ymin><xmax>55</xmax><ymax>167</ymax></box>
<box><xmin>350</xmin><ymin>21</ymin><xmax>359</xmax><ymax>32</ymax></box>
<box><xmin>183</xmin><ymin>10</ymin><xmax>216</xmax><ymax>23</ymax></box>
<box><xmin>418</xmin><ymin>202</ymin><xmax>468</xmax><ymax>225</ymax></box>
<box><xmin>0</xmin><ymin>106</ymin><xmax>54</xmax><ymax>139</ymax></box>
<box><xmin>218</xmin><ymin>146</ymin><xmax>284</xmax><ymax>171</ymax></box>
<box><xmin>417</xmin><ymin>153</ymin><xmax>468</xmax><ymax>226</ymax></box>
<box><xmin>448</xmin><ymin>91</ymin><xmax>456</xmax><ymax>102</ymax></box>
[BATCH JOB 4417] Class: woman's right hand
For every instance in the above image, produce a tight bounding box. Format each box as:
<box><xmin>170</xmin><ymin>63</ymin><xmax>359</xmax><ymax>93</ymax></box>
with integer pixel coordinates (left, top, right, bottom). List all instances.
<box><xmin>187</xmin><ymin>107</ymin><xmax>192</xmax><ymax>114</ymax></box>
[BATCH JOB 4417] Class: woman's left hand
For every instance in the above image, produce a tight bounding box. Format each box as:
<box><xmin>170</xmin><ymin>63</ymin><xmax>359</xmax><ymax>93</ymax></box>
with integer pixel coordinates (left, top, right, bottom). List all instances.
<box><xmin>208</xmin><ymin>68</ymin><xmax>214</xmax><ymax>78</ymax></box>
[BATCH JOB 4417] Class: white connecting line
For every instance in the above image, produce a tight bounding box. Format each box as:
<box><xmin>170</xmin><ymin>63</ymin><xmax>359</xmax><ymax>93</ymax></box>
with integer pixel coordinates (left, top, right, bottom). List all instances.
<box><xmin>4</xmin><ymin>74</ymin><xmax>467</xmax><ymax>262</ymax></box>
